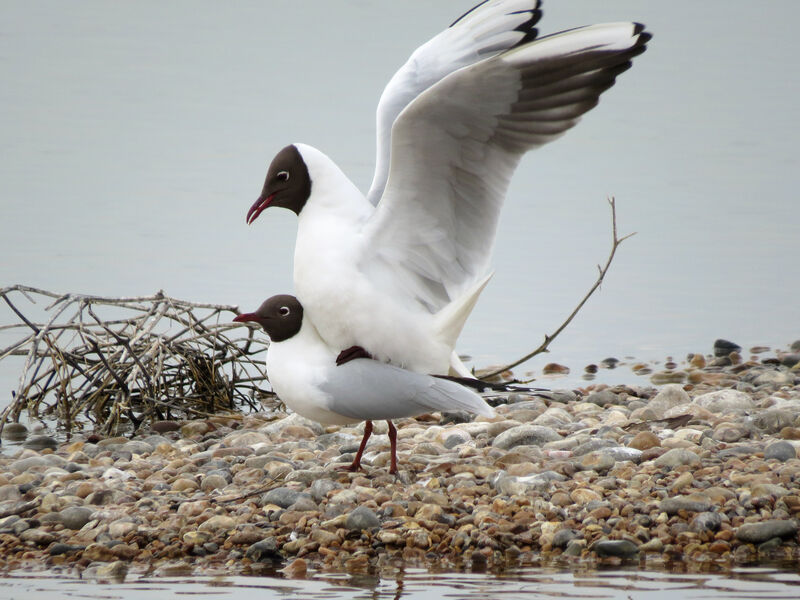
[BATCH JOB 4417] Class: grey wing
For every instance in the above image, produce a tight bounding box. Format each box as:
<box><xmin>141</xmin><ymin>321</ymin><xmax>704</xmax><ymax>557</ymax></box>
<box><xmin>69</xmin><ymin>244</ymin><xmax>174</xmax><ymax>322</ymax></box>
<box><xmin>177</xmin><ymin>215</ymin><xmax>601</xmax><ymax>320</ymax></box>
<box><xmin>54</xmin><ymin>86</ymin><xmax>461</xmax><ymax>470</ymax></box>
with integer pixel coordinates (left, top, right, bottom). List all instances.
<box><xmin>320</xmin><ymin>359</ymin><xmax>495</xmax><ymax>421</ymax></box>
<box><xmin>361</xmin><ymin>22</ymin><xmax>650</xmax><ymax>313</ymax></box>
<box><xmin>367</xmin><ymin>0</ymin><xmax>542</xmax><ymax>206</ymax></box>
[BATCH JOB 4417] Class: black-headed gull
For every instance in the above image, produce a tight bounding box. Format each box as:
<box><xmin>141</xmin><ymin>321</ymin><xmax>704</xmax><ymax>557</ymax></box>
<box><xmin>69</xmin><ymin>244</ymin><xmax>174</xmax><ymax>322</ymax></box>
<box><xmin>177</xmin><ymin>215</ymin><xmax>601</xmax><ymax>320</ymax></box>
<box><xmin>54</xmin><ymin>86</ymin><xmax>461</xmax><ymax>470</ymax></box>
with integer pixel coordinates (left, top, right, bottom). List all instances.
<box><xmin>233</xmin><ymin>295</ymin><xmax>494</xmax><ymax>473</ymax></box>
<box><xmin>246</xmin><ymin>1</ymin><xmax>650</xmax><ymax>376</ymax></box>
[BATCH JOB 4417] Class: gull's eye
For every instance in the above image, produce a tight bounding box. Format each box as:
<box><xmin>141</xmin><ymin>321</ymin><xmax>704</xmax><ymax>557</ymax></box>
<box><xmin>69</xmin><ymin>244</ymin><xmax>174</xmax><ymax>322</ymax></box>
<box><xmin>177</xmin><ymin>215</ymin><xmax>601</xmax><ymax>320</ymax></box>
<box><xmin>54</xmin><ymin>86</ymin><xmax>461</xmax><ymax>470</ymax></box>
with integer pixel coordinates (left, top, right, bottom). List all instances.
<box><xmin>279</xmin><ymin>306</ymin><xmax>290</xmax><ymax>316</ymax></box>
<box><xmin>276</xmin><ymin>171</ymin><xmax>290</xmax><ymax>182</ymax></box>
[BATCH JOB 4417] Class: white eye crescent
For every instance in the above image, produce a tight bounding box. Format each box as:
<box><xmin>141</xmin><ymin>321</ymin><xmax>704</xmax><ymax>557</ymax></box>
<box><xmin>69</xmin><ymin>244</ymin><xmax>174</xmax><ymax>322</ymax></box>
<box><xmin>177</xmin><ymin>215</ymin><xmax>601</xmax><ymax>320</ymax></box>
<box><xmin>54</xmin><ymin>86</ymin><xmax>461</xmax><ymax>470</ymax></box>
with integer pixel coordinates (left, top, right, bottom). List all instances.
<box><xmin>276</xmin><ymin>171</ymin><xmax>290</xmax><ymax>182</ymax></box>
<box><xmin>279</xmin><ymin>306</ymin><xmax>290</xmax><ymax>316</ymax></box>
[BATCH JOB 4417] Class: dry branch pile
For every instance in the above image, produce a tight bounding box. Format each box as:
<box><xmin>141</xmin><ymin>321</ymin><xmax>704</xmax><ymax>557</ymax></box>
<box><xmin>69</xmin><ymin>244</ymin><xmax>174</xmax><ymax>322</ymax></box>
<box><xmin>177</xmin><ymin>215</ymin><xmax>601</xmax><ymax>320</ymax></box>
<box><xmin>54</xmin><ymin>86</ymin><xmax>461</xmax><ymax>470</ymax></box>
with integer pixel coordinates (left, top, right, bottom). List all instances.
<box><xmin>0</xmin><ymin>286</ymin><xmax>272</xmax><ymax>437</ymax></box>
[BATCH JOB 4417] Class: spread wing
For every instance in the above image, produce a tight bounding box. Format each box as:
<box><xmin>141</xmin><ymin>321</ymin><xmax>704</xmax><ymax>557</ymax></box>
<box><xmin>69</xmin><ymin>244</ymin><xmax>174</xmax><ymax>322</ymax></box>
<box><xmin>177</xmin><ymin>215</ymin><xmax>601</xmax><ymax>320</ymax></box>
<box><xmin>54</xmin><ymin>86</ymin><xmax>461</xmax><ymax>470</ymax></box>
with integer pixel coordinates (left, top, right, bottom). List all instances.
<box><xmin>366</xmin><ymin>0</ymin><xmax>543</xmax><ymax>206</ymax></box>
<box><xmin>360</xmin><ymin>22</ymin><xmax>650</xmax><ymax>313</ymax></box>
<box><xmin>320</xmin><ymin>359</ymin><xmax>495</xmax><ymax>421</ymax></box>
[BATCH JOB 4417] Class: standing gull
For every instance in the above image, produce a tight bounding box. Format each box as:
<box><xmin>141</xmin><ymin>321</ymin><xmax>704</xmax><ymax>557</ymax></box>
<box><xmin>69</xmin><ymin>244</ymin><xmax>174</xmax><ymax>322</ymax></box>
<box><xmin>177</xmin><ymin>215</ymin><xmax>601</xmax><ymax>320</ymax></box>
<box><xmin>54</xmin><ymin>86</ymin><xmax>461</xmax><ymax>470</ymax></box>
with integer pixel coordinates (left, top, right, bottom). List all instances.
<box><xmin>246</xmin><ymin>0</ymin><xmax>650</xmax><ymax>376</ymax></box>
<box><xmin>234</xmin><ymin>295</ymin><xmax>494</xmax><ymax>473</ymax></box>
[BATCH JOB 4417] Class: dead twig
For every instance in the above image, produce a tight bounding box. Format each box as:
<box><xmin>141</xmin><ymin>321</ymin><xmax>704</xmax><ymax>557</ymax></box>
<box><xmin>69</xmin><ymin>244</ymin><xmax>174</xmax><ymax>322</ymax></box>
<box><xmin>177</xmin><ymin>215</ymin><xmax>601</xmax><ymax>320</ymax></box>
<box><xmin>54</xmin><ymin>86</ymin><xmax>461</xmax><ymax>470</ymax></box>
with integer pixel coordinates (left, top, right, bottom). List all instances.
<box><xmin>479</xmin><ymin>197</ymin><xmax>635</xmax><ymax>380</ymax></box>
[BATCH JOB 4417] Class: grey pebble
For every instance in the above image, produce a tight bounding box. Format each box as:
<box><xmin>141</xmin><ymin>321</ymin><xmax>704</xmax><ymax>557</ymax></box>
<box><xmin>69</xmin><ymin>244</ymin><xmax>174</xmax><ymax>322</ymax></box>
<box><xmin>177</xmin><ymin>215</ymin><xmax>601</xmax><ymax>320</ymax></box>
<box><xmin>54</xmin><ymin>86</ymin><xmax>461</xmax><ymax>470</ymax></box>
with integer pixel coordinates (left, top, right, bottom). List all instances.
<box><xmin>714</xmin><ymin>339</ymin><xmax>742</xmax><ymax>357</ymax></box>
<box><xmin>1</xmin><ymin>423</ymin><xmax>28</xmax><ymax>441</ymax></box>
<box><xmin>764</xmin><ymin>441</ymin><xmax>797</xmax><ymax>462</ymax></box>
<box><xmin>660</xmin><ymin>497</ymin><xmax>713</xmax><ymax>515</ymax></box>
<box><xmin>653</xmin><ymin>448</ymin><xmax>701</xmax><ymax>468</ymax></box>
<box><xmin>689</xmin><ymin>512</ymin><xmax>723</xmax><ymax>533</ymax></box>
<box><xmin>586</xmin><ymin>390</ymin><xmax>619</xmax><ymax>407</ymax></box>
<box><xmin>310</xmin><ymin>479</ymin><xmax>341</xmax><ymax>504</ymax></box>
<box><xmin>346</xmin><ymin>506</ymin><xmax>380</xmax><ymax>531</ymax></box>
<box><xmin>552</xmin><ymin>529</ymin><xmax>581</xmax><ymax>549</ymax></box>
<box><xmin>244</xmin><ymin>538</ymin><xmax>282</xmax><ymax>562</ymax></box>
<box><xmin>491</xmin><ymin>425</ymin><xmax>561</xmax><ymax>450</ymax></box>
<box><xmin>59</xmin><ymin>506</ymin><xmax>95</xmax><ymax>530</ymax></box>
<box><xmin>23</xmin><ymin>435</ymin><xmax>58</xmax><ymax>451</ymax></box>
<box><xmin>262</xmin><ymin>487</ymin><xmax>304</xmax><ymax>509</ymax></box>
<box><xmin>736</xmin><ymin>520</ymin><xmax>799</xmax><ymax>544</ymax></box>
<box><xmin>592</xmin><ymin>539</ymin><xmax>639</xmax><ymax>558</ymax></box>
<box><xmin>571</xmin><ymin>439</ymin><xmax>616</xmax><ymax>457</ymax></box>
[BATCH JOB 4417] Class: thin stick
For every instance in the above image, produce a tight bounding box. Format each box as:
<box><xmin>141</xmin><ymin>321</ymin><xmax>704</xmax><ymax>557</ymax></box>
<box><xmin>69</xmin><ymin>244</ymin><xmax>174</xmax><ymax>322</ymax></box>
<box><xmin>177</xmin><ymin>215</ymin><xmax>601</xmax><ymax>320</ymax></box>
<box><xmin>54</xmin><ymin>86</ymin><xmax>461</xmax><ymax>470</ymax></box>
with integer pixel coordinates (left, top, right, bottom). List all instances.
<box><xmin>479</xmin><ymin>197</ymin><xmax>635</xmax><ymax>380</ymax></box>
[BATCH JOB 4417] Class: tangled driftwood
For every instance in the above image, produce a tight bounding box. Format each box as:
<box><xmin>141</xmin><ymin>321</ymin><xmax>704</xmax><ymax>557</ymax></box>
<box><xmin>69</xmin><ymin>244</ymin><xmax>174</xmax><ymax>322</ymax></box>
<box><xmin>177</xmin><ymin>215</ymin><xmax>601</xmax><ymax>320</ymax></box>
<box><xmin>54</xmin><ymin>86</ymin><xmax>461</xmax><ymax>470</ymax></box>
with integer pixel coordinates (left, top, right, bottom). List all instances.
<box><xmin>0</xmin><ymin>286</ymin><xmax>272</xmax><ymax>437</ymax></box>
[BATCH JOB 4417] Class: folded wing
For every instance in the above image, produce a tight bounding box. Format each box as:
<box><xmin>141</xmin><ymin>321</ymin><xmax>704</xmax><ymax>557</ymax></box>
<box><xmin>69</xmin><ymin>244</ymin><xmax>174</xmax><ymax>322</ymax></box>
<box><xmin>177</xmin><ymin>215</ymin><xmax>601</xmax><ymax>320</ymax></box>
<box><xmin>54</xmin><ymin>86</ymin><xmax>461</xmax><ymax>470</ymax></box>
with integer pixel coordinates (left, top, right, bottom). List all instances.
<box><xmin>321</xmin><ymin>360</ymin><xmax>495</xmax><ymax>421</ymax></box>
<box><xmin>361</xmin><ymin>22</ymin><xmax>650</xmax><ymax>313</ymax></box>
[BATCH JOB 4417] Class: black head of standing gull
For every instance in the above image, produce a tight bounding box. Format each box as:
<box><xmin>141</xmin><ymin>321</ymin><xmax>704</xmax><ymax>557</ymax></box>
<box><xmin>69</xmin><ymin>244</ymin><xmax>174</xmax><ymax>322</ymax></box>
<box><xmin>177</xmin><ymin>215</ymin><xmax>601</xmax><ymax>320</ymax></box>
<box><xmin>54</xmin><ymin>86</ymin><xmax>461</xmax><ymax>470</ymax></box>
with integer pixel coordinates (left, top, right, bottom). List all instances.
<box><xmin>234</xmin><ymin>294</ymin><xmax>495</xmax><ymax>474</ymax></box>
<box><xmin>244</xmin><ymin>0</ymin><xmax>651</xmax><ymax>380</ymax></box>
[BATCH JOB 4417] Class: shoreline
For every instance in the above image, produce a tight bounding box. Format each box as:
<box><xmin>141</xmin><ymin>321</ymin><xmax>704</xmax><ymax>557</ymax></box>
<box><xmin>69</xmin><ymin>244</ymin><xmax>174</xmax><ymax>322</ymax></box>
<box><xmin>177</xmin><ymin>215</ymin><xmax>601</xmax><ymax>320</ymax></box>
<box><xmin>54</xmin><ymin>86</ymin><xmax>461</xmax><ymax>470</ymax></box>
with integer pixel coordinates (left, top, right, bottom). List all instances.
<box><xmin>0</xmin><ymin>343</ymin><xmax>798</xmax><ymax>579</ymax></box>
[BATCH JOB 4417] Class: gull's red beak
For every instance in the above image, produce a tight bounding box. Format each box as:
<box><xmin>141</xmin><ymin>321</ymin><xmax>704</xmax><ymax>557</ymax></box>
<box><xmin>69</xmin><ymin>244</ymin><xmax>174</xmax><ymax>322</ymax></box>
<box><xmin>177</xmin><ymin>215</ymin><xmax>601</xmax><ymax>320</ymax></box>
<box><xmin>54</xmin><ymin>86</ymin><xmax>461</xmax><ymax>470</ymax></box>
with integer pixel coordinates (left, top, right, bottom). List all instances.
<box><xmin>233</xmin><ymin>313</ymin><xmax>257</xmax><ymax>323</ymax></box>
<box><xmin>246</xmin><ymin>192</ymin><xmax>276</xmax><ymax>225</ymax></box>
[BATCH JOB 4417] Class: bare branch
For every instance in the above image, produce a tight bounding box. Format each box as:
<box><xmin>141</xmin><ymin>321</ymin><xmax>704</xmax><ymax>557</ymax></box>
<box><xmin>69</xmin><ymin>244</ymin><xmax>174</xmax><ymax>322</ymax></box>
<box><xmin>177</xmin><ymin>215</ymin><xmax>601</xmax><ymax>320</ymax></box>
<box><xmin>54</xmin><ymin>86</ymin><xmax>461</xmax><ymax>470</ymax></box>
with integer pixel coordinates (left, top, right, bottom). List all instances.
<box><xmin>479</xmin><ymin>197</ymin><xmax>635</xmax><ymax>380</ymax></box>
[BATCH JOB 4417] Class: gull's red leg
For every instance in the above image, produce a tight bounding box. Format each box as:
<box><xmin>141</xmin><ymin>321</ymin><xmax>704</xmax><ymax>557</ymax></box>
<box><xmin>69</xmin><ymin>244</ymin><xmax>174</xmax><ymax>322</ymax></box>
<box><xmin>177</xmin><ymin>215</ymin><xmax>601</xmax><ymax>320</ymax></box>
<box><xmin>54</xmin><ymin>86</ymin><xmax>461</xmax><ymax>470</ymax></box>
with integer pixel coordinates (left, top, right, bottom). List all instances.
<box><xmin>338</xmin><ymin>419</ymin><xmax>373</xmax><ymax>472</ymax></box>
<box><xmin>387</xmin><ymin>420</ymin><xmax>398</xmax><ymax>474</ymax></box>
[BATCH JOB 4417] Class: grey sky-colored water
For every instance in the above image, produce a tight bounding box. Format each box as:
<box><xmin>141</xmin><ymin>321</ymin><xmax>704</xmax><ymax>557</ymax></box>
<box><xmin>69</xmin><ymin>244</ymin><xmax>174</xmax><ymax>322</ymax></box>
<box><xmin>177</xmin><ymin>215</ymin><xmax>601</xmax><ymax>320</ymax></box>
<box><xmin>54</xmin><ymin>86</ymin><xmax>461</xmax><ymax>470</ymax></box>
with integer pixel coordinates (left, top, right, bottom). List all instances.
<box><xmin>1</xmin><ymin>1</ymin><xmax>798</xmax><ymax>390</ymax></box>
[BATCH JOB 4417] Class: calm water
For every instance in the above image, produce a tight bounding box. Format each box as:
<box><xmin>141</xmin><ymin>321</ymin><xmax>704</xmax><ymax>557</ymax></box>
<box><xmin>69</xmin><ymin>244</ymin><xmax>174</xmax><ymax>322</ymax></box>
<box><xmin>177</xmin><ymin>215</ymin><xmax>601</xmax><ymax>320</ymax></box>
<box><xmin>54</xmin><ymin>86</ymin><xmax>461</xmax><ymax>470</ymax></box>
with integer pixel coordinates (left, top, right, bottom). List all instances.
<box><xmin>1</xmin><ymin>0</ymin><xmax>799</xmax><ymax>593</ymax></box>
<box><xmin>1</xmin><ymin>566</ymin><xmax>800</xmax><ymax>600</ymax></box>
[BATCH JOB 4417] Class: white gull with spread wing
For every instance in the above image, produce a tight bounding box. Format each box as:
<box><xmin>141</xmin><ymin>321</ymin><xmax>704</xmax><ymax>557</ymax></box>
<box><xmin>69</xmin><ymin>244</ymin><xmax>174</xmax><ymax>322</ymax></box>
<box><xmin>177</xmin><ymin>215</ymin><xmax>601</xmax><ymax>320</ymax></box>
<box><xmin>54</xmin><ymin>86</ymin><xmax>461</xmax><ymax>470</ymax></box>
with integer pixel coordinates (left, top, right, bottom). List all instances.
<box><xmin>246</xmin><ymin>1</ymin><xmax>650</xmax><ymax>375</ymax></box>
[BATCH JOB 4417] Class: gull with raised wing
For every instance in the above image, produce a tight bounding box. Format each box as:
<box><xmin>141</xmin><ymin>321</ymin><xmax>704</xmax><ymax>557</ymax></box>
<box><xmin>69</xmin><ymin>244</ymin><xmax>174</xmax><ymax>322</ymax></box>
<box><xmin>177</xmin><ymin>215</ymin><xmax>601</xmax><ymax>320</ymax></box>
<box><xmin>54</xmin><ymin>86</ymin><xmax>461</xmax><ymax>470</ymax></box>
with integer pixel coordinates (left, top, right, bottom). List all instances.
<box><xmin>246</xmin><ymin>1</ymin><xmax>650</xmax><ymax>376</ymax></box>
<box><xmin>234</xmin><ymin>295</ymin><xmax>494</xmax><ymax>474</ymax></box>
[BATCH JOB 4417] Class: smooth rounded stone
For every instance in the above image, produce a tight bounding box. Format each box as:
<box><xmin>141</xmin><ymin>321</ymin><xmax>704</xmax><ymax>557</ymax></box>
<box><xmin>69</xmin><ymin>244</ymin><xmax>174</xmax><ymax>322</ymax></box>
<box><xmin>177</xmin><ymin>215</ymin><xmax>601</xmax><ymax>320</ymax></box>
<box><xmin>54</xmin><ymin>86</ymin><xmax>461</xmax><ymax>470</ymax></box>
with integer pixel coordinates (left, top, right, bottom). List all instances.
<box><xmin>1</xmin><ymin>423</ymin><xmax>28</xmax><ymax>441</ymax></box>
<box><xmin>22</xmin><ymin>435</ymin><xmax>58</xmax><ymax>451</ymax></box>
<box><xmin>171</xmin><ymin>478</ymin><xmax>199</xmax><ymax>493</ymax></box>
<box><xmin>717</xmin><ymin>445</ymin><xmax>759</xmax><ymax>460</ymax></box>
<box><xmin>690</xmin><ymin>511</ymin><xmax>723</xmax><ymax>533</ymax></box>
<box><xmin>551</xmin><ymin>528</ymin><xmax>581</xmax><ymax>550</ymax></box>
<box><xmin>0</xmin><ymin>484</ymin><xmax>21</xmax><ymax>502</ymax></box>
<box><xmin>309</xmin><ymin>478</ymin><xmax>341</xmax><ymax>503</ymax></box>
<box><xmin>200</xmin><ymin>474</ymin><xmax>229</xmax><ymax>492</ymax></box>
<box><xmin>262</xmin><ymin>487</ymin><xmax>305</xmax><ymax>509</ymax></box>
<box><xmin>754</xmin><ymin>410</ymin><xmax>796</xmax><ymax>433</ymax></box>
<box><xmin>750</xmin><ymin>483</ymin><xmax>790</xmax><ymax>499</ymax></box>
<box><xmin>222</xmin><ymin>431</ymin><xmax>271</xmax><ymax>448</ymax></box>
<box><xmin>181</xmin><ymin>421</ymin><xmax>212</xmax><ymax>438</ymax></box>
<box><xmin>491</xmin><ymin>425</ymin><xmax>561</xmax><ymax>450</ymax></box>
<box><xmin>260</xmin><ymin>413</ymin><xmax>325</xmax><ymax>437</ymax></box>
<box><xmin>150</xmin><ymin>420</ymin><xmax>181</xmax><ymax>434</ymax></box>
<box><xmin>245</xmin><ymin>537</ymin><xmax>282</xmax><ymax>563</ymax></box>
<box><xmin>712</xmin><ymin>422</ymin><xmax>750</xmax><ymax>442</ymax></box>
<box><xmin>646</xmin><ymin>384</ymin><xmax>691</xmax><ymax>415</ymax></box>
<box><xmin>586</xmin><ymin>390</ymin><xmax>620</xmax><ymax>407</ymax></box>
<box><xmin>604</xmin><ymin>446</ymin><xmax>643</xmax><ymax>463</ymax></box>
<box><xmin>288</xmin><ymin>496</ymin><xmax>319</xmax><ymax>512</ymax></box>
<box><xmin>49</xmin><ymin>543</ymin><xmax>84</xmax><ymax>556</ymax></box>
<box><xmin>533</xmin><ymin>407</ymin><xmax>573</xmax><ymax>428</ymax></box>
<box><xmin>198</xmin><ymin>515</ymin><xmax>236</xmax><ymax>533</ymax></box>
<box><xmin>109</xmin><ymin>519</ymin><xmax>137</xmax><ymax>538</ymax></box>
<box><xmin>493</xmin><ymin>472</ymin><xmax>557</xmax><ymax>496</ymax></box>
<box><xmin>576</xmin><ymin>451</ymin><xmax>616</xmax><ymax>473</ymax></box>
<box><xmin>650</xmin><ymin>370</ymin><xmax>687</xmax><ymax>385</ymax></box>
<box><xmin>780</xmin><ymin>353</ymin><xmax>800</xmax><ymax>368</ymax></box>
<box><xmin>20</xmin><ymin>528</ymin><xmax>56</xmax><ymax>546</ymax></box>
<box><xmin>660</xmin><ymin>495</ymin><xmax>713</xmax><ymax>515</ymax></box>
<box><xmin>285</xmin><ymin>469</ymin><xmax>327</xmax><ymax>486</ymax></box>
<box><xmin>736</xmin><ymin>520</ymin><xmax>799</xmax><ymax>544</ymax></box>
<box><xmin>639</xmin><ymin>538</ymin><xmax>665</xmax><ymax>553</ymax></box>
<box><xmin>119</xmin><ymin>440</ymin><xmax>154</xmax><ymax>455</ymax></box>
<box><xmin>9</xmin><ymin>456</ymin><xmax>49</xmax><ymax>473</ymax></box>
<box><xmin>628</xmin><ymin>431</ymin><xmax>661</xmax><ymax>450</ymax></box>
<box><xmin>59</xmin><ymin>506</ymin><xmax>94</xmax><ymax>530</ymax></box>
<box><xmin>694</xmin><ymin>390</ymin><xmax>754</xmax><ymax>414</ymax></box>
<box><xmin>345</xmin><ymin>506</ymin><xmax>380</xmax><ymax>531</ymax></box>
<box><xmin>714</xmin><ymin>338</ymin><xmax>742</xmax><ymax>357</ymax></box>
<box><xmin>751</xmin><ymin>369</ymin><xmax>796</xmax><ymax>387</ymax></box>
<box><xmin>653</xmin><ymin>448</ymin><xmax>700</xmax><ymax>468</ymax></box>
<box><xmin>571</xmin><ymin>488</ymin><xmax>602</xmax><ymax>505</ymax></box>
<box><xmin>764</xmin><ymin>441</ymin><xmax>797</xmax><ymax>462</ymax></box>
<box><xmin>592</xmin><ymin>539</ymin><xmax>639</xmax><ymax>558</ymax></box>
<box><xmin>243</xmin><ymin>455</ymin><xmax>271</xmax><ymax>470</ymax></box>
<box><xmin>443</xmin><ymin>429</ymin><xmax>472</xmax><ymax>449</ymax></box>
<box><xmin>571</xmin><ymin>439</ymin><xmax>616</xmax><ymax>457</ymax></box>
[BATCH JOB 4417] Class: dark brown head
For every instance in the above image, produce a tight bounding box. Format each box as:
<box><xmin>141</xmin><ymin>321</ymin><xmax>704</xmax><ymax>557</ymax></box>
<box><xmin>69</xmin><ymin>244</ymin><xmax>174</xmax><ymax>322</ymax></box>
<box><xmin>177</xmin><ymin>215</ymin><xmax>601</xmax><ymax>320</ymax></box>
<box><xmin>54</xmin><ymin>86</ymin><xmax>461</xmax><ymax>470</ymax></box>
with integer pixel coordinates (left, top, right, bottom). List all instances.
<box><xmin>246</xmin><ymin>145</ymin><xmax>312</xmax><ymax>224</ymax></box>
<box><xmin>233</xmin><ymin>294</ymin><xmax>303</xmax><ymax>342</ymax></box>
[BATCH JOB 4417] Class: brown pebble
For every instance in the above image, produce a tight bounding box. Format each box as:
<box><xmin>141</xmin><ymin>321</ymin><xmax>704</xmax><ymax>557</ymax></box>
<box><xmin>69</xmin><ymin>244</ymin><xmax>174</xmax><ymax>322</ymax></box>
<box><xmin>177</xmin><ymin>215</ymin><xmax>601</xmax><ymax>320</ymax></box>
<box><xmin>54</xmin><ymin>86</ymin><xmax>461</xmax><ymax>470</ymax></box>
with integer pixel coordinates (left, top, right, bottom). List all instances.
<box><xmin>779</xmin><ymin>427</ymin><xmax>800</xmax><ymax>440</ymax></box>
<box><xmin>542</xmin><ymin>363</ymin><xmax>570</xmax><ymax>375</ymax></box>
<box><xmin>629</xmin><ymin>431</ymin><xmax>661</xmax><ymax>450</ymax></box>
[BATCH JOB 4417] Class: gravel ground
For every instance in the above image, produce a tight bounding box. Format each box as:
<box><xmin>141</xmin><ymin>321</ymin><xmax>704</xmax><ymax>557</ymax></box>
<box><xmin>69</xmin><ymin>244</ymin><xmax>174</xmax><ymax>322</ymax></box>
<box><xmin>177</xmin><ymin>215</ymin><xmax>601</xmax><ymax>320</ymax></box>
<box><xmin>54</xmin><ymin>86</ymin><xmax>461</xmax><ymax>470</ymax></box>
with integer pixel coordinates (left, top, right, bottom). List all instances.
<box><xmin>0</xmin><ymin>341</ymin><xmax>798</xmax><ymax>580</ymax></box>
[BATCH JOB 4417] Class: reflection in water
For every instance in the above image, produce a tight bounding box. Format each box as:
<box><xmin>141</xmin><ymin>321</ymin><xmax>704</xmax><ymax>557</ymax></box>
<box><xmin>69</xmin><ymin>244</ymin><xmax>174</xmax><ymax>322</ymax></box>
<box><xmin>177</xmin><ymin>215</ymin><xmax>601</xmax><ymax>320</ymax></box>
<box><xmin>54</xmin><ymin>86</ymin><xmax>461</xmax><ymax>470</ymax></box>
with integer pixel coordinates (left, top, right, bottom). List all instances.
<box><xmin>1</xmin><ymin>566</ymin><xmax>799</xmax><ymax>600</ymax></box>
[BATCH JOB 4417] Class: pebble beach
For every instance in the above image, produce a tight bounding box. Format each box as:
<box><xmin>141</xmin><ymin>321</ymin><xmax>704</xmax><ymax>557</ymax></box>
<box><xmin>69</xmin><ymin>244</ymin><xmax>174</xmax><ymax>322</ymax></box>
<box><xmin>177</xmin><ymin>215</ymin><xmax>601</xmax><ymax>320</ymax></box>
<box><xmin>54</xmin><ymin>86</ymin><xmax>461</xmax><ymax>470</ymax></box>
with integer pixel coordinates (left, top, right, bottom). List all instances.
<box><xmin>0</xmin><ymin>340</ymin><xmax>799</xmax><ymax>581</ymax></box>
